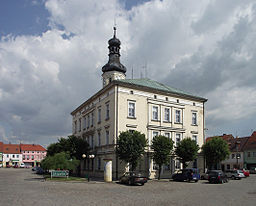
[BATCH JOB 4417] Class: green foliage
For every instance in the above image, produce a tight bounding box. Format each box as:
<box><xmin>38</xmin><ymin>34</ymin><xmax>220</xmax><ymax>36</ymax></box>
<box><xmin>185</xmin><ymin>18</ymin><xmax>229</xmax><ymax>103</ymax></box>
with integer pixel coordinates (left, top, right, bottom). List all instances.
<box><xmin>116</xmin><ymin>131</ymin><xmax>147</xmax><ymax>171</ymax></box>
<box><xmin>47</xmin><ymin>135</ymin><xmax>90</xmax><ymax>160</ymax></box>
<box><xmin>151</xmin><ymin>135</ymin><xmax>173</xmax><ymax>179</ymax></box>
<box><xmin>41</xmin><ymin>152</ymin><xmax>80</xmax><ymax>171</ymax></box>
<box><xmin>202</xmin><ymin>137</ymin><xmax>230</xmax><ymax>169</ymax></box>
<box><xmin>175</xmin><ymin>138</ymin><xmax>199</xmax><ymax>168</ymax></box>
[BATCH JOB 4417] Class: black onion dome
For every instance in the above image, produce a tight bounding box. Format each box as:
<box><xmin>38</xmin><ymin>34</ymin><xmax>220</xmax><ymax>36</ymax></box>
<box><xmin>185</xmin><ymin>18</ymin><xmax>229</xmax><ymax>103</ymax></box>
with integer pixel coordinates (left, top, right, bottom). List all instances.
<box><xmin>108</xmin><ymin>36</ymin><xmax>121</xmax><ymax>47</ymax></box>
<box><xmin>102</xmin><ymin>27</ymin><xmax>126</xmax><ymax>74</ymax></box>
<box><xmin>102</xmin><ymin>61</ymin><xmax>126</xmax><ymax>73</ymax></box>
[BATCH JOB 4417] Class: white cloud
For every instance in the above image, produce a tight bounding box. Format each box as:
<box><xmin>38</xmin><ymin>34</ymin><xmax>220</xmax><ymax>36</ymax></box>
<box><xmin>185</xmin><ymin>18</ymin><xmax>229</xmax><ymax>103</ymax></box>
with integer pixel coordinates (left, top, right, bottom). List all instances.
<box><xmin>0</xmin><ymin>0</ymin><xmax>256</xmax><ymax>145</ymax></box>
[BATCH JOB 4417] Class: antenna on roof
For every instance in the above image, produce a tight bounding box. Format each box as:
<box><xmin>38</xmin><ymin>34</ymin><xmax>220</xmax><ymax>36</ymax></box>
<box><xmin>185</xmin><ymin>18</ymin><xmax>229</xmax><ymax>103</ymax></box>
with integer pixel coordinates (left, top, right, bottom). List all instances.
<box><xmin>114</xmin><ymin>15</ymin><xmax>117</xmax><ymax>37</ymax></box>
<box><xmin>142</xmin><ymin>62</ymin><xmax>147</xmax><ymax>78</ymax></box>
<box><xmin>131</xmin><ymin>66</ymin><xmax>134</xmax><ymax>79</ymax></box>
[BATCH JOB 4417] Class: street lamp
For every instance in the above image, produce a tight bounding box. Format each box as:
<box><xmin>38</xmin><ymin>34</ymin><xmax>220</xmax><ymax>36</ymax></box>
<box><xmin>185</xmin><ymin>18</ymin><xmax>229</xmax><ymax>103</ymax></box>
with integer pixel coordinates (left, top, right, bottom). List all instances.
<box><xmin>235</xmin><ymin>141</ymin><xmax>241</xmax><ymax>169</ymax></box>
<box><xmin>82</xmin><ymin>154</ymin><xmax>95</xmax><ymax>181</ymax></box>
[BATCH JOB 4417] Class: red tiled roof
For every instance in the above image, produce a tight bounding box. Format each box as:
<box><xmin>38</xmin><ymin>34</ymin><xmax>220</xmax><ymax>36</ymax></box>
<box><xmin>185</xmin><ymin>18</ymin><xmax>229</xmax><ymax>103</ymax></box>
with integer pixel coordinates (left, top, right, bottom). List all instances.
<box><xmin>206</xmin><ymin>134</ymin><xmax>234</xmax><ymax>143</ymax></box>
<box><xmin>228</xmin><ymin>137</ymin><xmax>249</xmax><ymax>152</ymax></box>
<box><xmin>0</xmin><ymin>142</ymin><xmax>3</xmax><ymax>152</ymax></box>
<box><xmin>3</xmin><ymin>144</ymin><xmax>20</xmax><ymax>154</ymax></box>
<box><xmin>20</xmin><ymin>144</ymin><xmax>46</xmax><ymax>152</ymax></box>
<box><xmin>243</xmin><ymin>131</ymin><xmax>256</xmax><ymax>150</ymax></box>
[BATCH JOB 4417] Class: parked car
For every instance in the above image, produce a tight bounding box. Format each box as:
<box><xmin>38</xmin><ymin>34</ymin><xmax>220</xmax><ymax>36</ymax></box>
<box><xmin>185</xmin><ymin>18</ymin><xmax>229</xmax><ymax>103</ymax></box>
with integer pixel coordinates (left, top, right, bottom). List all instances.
<box><xmin>20</xmin><ymin>163</ymin><xmax>25</xmax><ymax>168</ymax></box>
<box><xmin>201</xmin><ymin>171</ymin><xmax>210</xmax><ymax>180</ymax></box>
<box><xmin>32</xmin><ymin>166</ymin><xmax>38</xmax><ymax>171</ymax></box>
<box><xmin>225</xmin><ymin>170</ymin><xmax>245</xmax><ymax>179</ymax></box>
<box><xmin>119</xmin><ymin>172</ymin><xmax>147</xmax><ymax>186</ymax></box>
<box><xmin>208</xmin><ymin>170</ymin><xmax>228</xmax><ymax>184</ymax></box>
<box><xmin>35</xmin><ymin>167</ymin><xmax>45</xmax><ymax>175</ymax></box>
<box><xmin>249</xmin><ymin>167</ymin><xmax>256</xmax><ymax>174</ymax></box>
<box><xmin>242</xmin><ymin>169</ymin><xmax>250</xmax><ymax>177</ymax></box>
<box><xmin>172</xmin><ymin>168</ymin><xmax>200</xmax><ymax>182</ymax></box>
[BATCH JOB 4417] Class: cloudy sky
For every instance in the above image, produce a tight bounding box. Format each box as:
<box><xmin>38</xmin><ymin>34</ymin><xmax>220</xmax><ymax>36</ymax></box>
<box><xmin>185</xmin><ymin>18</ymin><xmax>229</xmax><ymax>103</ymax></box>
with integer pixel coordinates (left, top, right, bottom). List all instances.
<box><xmin>0</xmin><ymin>0</ymin><xmax>256</xmax><ymax>147</ymax></box>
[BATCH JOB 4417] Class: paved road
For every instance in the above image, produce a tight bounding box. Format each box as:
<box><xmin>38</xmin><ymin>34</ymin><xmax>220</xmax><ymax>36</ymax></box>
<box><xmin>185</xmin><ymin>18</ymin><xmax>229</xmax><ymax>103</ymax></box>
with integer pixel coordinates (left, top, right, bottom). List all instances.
<box><xmin>0</xmin><ymin>168</ymin><xmax>256</xmax><ymax>206</ymax></box>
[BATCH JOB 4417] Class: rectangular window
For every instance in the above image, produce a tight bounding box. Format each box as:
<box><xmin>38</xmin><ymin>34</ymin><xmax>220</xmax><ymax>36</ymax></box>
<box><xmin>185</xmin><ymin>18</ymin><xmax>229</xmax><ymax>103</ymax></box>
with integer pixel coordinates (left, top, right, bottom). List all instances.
<box><xmin>16</xmin><ymin>155</ymin><xmax>19</xmax><ymax>158</ymax></box>
<box><xmin>79</xmin><ymin>118</ymin><xmax>81</xmax><ymax>131</ymax></box>
<box><xmin>106</xmin><ymin>131</ymin><xmax>109</xmax><ymax>145</ymax></box>
<box><xmin>253</xmin><ymin>152</ymin><xmax>256</xmax><ymax>157</ymax></box>
<box><xmin>175</xmin><ymin>110</ymin><xmax>181</xmax><ymax>123</ymax></box>
<box><xmin>248</xmin><ymin>152</ymin><xmax>251</xmax><ymax>157</ymax></box>
<box><xmin>176</xmin><ymin>133</ymin><xmax>181</xmax><ymax>145</ymax></box>
<box><xmin>87</xmin><ymin>115</ymin><xmax>90</xmax><ymax>128</ymax></box>
<box><xmin>164</xmin><ymin>132</ymin><xmax>170</xmax><ymax>139</ymax></box>
<box><xmin>98</xmin><ymin>132</ymin><xmax>101</xmax><ymax>146</ymax></box>
<box><xmin>91</xmin><ymin>112</ymin><xmax>94</xmax><ymax>127</ymax></box>
<box><xmin>83</xmin><ymin>116</ymin><xmax>86</xmax><ymax>129</ymax></box>
<box><xmin>74</xmin><ymin>121</ymin><xmax>77</xmax><ymax>133</ymax></box>
<box><xmin>227</xmin><ymin>164</ymin><xmax>230</xmax><ymax>170</ymax></box>
<box><xmin>98</xmin><ymin>158</ymin><xmax>101</xmax><ymax>170</ymax></box>
<box><xmin>153</xmin><ymin>131</ymin><xmax>159</xmax><ymax>137</ymax></box>
<box><xmin>7</xmin><ymin>154</ymin><xmax>9</xmax><ymax>158</ymax></box>
<box><xmin>175</xmin><ymin>160</ymin><xmax>181</xmax><ymax>169</ymax></box>
<box><xmin>192</xmin><ymin>135</ymin><xmax>197</xmax><ymax>144</ymax></box>
<box><xmin>91</xmin><ymin>135</ymin><xmax>94</xmax><ymax>148</ymax></box>
<box><xmin>164</xmin><ymin>108</ymin><xmax>170</xmax><ymax>122</ymax></box>
<box><xmin>152</xmin><ymin>106</ymin><xmax>158</xmax><ymax>120</ymax></box>
<box><xmin>128</xmin><ymin>102</ymin><xmax>135</xmax><ymax>118</ymax></box>
<box><xmin>232</xmin><ymin>154</ymin><xmax>235</xmax><ymax>159</ymax></box>
<box><xmin>23</xmin><ymin>155</ymin><xmax>25</xmax><ymax>160</ymax></box>
<box><xmin>106</xmin><ymin>104</ymin><xmax>110</xmax><ymax>120</ymax></box>
<box><xmin>192</xmin><ymin>112</ymin><xmax>197</xmax><ymax>125</ymax></box>
<box><xmin>12</xmin><ymin>155</ymin><xmax>15</xmax><ymax>158</ymax></box>
<box><xmin>27</xmin><ymin>155</ymin><xmax>29</xmax><ymax>160</ymax></box>
<box><xmin>98</xmin><ymin>108</ymin><xmax>101</xmax><ymax>123</ymax></box>
<box><xmin>32</xmin><ymin>155</ymin><xmax>34</xmax><ymax>160</ymax></box>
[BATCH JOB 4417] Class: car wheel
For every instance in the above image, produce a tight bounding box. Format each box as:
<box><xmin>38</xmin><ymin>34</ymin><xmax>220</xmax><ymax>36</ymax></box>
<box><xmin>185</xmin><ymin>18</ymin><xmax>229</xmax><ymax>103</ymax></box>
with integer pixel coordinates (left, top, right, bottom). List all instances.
<box><xmin>128</xmin><ymin>180</ymin><xmax>132</xmax><ymax>185</ymax></box>
<box><xmin>140</xmin><ymin>183</ymin><xmax>144</xmax><ymax>186</ymax></box>
<box><xmin>195</xmin><ymin>180</ymin><xmax>198</xmax><ymax>182</ymax></box>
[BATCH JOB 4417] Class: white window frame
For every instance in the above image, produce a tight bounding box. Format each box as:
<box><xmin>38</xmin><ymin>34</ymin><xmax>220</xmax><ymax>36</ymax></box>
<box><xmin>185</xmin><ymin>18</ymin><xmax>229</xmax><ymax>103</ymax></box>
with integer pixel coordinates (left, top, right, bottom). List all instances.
<box><xmin>164</xmin><ymin>108</ymin><xmax>170</xmax><ymax>122</ymax></box>
<box><xmin>128</xmin><ymin>101</ymin><xmax>135</xmax><ymax>118</ymax></box>
<box><xmin>175</xmin><ymin>110</ymin><xmax>181</xmax><ymax>123</ymax></box>
<box><xmin>192</xmin><ymin>112</ymin><xmax>197</xmax><ymax>125</ymax></box>
<box><xmin>164</xmin><ymin>132</ymin><xmax>170</xmax><ymax>139</ymax></box>
<box><xmin>98</xmin><ymin>132</ymin><xmax>101</xmax><ymax>146</ymax></box>
<box><xmin>192</xmin><ymin>135</ymin><xmax>197</xmax><ymax>144</ymax></box>
<box><xmin>106</xmin><ymin>130</ymin><xmax>109</xmax><ymax>145</ymax></box>
<box><xmin>98</xmin><ymin>108</ymin><xmax>101</xmax><ymax>123</ymax></box>
<box><xmin>153</xmin><ymin>131</ymin><xmax>159</xmax><ymax>138</ymax></box>
<box><xmin>152</xmin><ymin>106</ymin><xmax>159</xmax><ymax>120</ymax></box>
<box><xmin>175</xmin><ymin>133</ymin><xmax>181</xmax><ymax>145</ymax></box>
<box><xmin>106</xmin><ymin>104</ymin><xmax>110</xmax><ymax>120</ymax></box>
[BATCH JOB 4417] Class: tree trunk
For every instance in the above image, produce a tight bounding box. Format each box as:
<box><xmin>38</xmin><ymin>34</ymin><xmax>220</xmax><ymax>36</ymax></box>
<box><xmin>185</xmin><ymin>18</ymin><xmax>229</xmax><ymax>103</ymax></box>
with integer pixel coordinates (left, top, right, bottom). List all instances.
<box><xmin>158</xmin><ymin>164</ymin><xmax>162</xmax><ymax>180</ymax></box>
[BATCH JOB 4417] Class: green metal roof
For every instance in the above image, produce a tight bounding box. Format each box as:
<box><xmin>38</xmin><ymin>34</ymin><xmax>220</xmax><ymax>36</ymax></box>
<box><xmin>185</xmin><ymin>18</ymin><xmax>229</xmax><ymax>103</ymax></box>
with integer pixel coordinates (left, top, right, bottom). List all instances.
<box><xmin>116</xmin><ymin>78</ymin><xmax>206</xmax><ymax>101</ymax></box>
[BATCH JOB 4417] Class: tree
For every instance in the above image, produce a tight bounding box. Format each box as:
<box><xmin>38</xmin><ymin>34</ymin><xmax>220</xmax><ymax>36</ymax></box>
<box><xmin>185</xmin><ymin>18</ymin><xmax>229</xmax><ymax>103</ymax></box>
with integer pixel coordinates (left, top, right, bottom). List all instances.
<box><xmin>41</xmin><ymin>152</ymin><xmax>80</xmax><ymax>171</ymax></box>
<box><xmin>202</xmin><ymin>137</ymin><xmax>230</xmax><ymax>169</ymax></box>
<box><xmin>116</xmin><ymin>131</ymin><xmax>147</xmax><ymax>171</ymax></box>
<box><xmin>175</xmin><ymin>138</ymin><xmax>199</xmax><ymax>169</ymax></box>
<box><xmin>151</xmin><ymin>135</ymin><xmax>173</xmax><ymax>180</ymax></box>
<box><xmin>47</xmin><ymin>135</ymin><xmax>90</xmax><ymax>160</ymax></box>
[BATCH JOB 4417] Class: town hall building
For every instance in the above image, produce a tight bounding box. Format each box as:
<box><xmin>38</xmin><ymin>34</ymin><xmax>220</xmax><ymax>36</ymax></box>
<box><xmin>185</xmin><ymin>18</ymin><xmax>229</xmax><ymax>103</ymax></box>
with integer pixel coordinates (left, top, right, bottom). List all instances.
<box><xmin>71</xmin><ymin>28</ymin><xmax>207</xmax><ymax>180</ymax></box>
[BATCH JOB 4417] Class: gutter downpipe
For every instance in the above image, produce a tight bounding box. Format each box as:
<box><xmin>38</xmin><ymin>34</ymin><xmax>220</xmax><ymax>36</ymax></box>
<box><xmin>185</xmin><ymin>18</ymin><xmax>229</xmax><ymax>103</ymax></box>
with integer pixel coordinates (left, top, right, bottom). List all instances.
<box><xmin>115</xmin><ymin>85</ymin><xmax>119</xmax><ymax>180</ymax></box>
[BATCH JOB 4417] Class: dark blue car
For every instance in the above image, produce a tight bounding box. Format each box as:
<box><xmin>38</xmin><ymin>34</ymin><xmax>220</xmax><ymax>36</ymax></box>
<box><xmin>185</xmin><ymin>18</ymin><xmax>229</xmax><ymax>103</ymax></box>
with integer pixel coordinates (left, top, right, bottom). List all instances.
<box><xmin>172</xmin><ymin>168</ymin><xmax>200</xmax><ymax>182</ymax></box>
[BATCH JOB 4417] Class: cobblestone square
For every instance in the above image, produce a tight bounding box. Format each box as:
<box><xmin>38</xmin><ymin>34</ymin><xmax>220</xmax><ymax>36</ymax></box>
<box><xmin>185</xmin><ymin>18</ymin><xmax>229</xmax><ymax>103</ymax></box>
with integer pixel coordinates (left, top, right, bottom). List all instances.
<box><xmin>0</xmin><ymin>168</ymin><xmax>256</xmax><ymax>206</ymax></box>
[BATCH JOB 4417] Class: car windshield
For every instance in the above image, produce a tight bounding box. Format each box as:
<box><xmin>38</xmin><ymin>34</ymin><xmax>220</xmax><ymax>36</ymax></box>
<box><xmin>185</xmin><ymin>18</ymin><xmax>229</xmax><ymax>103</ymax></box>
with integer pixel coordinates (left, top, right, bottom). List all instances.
<box><xmin>237</xmin><ymin>170</ymin><xmax>243</xmax><ymax>173</ymax></box>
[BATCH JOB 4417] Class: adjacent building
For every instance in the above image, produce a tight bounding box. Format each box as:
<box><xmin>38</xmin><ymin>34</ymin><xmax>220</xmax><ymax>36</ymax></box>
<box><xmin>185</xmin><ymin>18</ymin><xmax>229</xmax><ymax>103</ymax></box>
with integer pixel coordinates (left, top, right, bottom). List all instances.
<box><xmin>0</xmin><ymin>142</ymin><xmax>3</xmax><ymax>167</ymax></box>
<box><xmin>207</xmin><ymin>131</ymin><xmax>256</xmax><ymax>170</ymax></box>
<box><xmin>71</xmin><ymin>28</ymin><xmax>207</xmax><ymax>179</ymax></box>
<box><xmin>2</xmin><ymin>144</ymin><xmax>22</xmax><ymax>167</ymax></box>
<box><xmin>243</xmin><ymin>131</ymin><xmax>256</xmax><ymax>170</ymax></box>
<box><xmin>20</xmin><ymin>144</ymin><xmax>47</xmax><ymax>167</ymax></box>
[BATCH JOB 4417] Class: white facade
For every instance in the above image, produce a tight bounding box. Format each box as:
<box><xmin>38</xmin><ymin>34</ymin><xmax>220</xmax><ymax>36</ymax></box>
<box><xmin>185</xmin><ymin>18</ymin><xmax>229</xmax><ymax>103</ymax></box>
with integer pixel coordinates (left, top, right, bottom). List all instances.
<box><xmin>3</xmin><ymin>153</ymin><xmax>22</xmax><ymax>167</ymax></box>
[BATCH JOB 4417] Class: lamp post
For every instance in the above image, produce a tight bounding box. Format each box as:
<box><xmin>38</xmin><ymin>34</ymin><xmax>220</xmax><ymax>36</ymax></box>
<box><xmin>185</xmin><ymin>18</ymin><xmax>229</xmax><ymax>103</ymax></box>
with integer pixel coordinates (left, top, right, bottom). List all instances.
<box><xmin>235</xmin><ymin>141</ymin><xmax>241</xmax><ymax>169</ymax></box>
<box><xmin>82</xmin><ymin>154</ymin><xmax>95</xmax><ymax>181</ymax></box>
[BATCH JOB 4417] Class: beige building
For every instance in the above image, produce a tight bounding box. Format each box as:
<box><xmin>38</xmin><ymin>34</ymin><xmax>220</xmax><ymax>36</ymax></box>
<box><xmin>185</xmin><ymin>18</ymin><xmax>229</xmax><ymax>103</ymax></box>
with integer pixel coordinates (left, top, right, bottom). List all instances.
<box><xmin>71</xmin><ymin>28</ymin><xmax>207</xmax><ymax>179</ymax></box>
